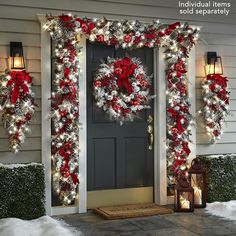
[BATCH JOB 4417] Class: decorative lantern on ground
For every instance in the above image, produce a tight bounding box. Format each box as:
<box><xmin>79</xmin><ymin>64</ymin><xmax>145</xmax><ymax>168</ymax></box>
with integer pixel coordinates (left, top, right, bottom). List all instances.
<box><xmin>174</xmin><ymin>176</ymin><xmax>194</xmax><ymax>212</ymax></box>
<box><xmin>188</xmin><ymin>158</ymin><xmax>207</xmax><ymax>208</ymax></box>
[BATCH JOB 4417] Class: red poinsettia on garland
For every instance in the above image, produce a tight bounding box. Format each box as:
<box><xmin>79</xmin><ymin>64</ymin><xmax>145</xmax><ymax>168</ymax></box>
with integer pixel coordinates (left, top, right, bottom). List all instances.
<box><xmin>0</xmin><ymin>70</ymin><xmax>37</xmax><ymax>153</ymax></box>
<box><xmin>200</xmin><ymin>73</ymin><xmax>230</xmax><ymax>142</ymax></box>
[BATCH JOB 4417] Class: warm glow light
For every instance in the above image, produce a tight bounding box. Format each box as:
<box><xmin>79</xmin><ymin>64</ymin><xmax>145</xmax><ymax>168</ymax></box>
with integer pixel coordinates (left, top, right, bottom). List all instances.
<box><xmin>206</xmin><ymin>63</ymin><xmax>222</xmax><ymax>75</ymax></box>
<box><xmin>12</xmin><ymin>56</ymin><xmax>24</xmax><ymax>69</ymax></box>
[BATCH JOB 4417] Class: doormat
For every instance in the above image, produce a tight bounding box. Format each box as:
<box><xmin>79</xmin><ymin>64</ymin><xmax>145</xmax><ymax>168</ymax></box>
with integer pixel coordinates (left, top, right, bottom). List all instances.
<box><xmin>93</xmin><ymin>203</ymin><xmax>173</xmax><ymax>220</ymax></box>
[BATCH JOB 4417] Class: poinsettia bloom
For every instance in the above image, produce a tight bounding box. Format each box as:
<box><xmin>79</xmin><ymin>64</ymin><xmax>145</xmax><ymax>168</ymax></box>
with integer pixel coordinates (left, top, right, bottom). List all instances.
<box><xmin>97</xmin><ymin>34</ymin><xmax>105</xmax><ymax>42</ymax></box>
<box><xmin>169</xmin><ymin>22</ymin><xmax>181</xmax><ymax>30</ymax></box>
<box><xmin>59</xmin><ymin>15</ymin><xmax>73</xmax><ymax>22</ymax></box>
<box><xmin>113</xmin><ymin>104</ymin><xmax>121</xmax><ymax>111</ymax></box>
<box><xmin>123</xmin><ymin>34</ymin><xmax>132</xmax><ymax>43</ymax></box>
<box><xmin>109</xmin><ymin>37</ymin><xmax>118</xmax><ymax>45</ymax></box>
<box><xmin>94</xmin><ymin>80</ymin><xmax>102</xmax><ymax>87</ymax></box>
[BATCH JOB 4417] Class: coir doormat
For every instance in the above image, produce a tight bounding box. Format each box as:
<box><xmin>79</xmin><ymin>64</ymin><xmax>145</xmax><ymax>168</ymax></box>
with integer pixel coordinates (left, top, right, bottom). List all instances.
<box><xmin>93</xmin><ymin>203</ymin><xmax>173</xmax><ymax>220</ymax></box>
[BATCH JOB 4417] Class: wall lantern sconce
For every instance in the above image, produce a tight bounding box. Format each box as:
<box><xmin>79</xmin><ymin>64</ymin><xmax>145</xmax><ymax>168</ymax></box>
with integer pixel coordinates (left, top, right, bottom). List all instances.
<box><xmin>206</xmin><ymin>52</ymin><xmax>223</xmax><ymax>75</ymax></box>
<box><xmin>10</xmin><ymin>42</ymin><xmax>25</xmax><ymax>70</ymax></box>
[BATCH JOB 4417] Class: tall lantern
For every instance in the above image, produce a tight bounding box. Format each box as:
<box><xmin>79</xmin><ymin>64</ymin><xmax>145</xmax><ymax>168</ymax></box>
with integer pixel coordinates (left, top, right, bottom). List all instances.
<box><xmin>188</xmin><ymin>158</ymin><xmax>206</xmax><ymax>208</ymax></box>
<box><xmin>174</xmin><ymin>176</ymin><xmax>194</xmax><ymax>212</ymax></box>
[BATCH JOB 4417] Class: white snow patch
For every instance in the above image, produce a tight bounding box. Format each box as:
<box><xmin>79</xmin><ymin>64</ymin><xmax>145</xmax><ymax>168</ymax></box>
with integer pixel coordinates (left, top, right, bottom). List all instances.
<box><xmin>0</xmin><ymin>216</ymin><xmax>82</xmax><ymax>236</ymax></box>
<box><xmin>0</xmin><ymin>162</ymin><xmax>43</xmax><ymax>169</ymax></box>
<box><xmin>205</xmin><ymin>201</ymin><xmax>236</xmax><ymax>221</ymax></box>
<box><xmin>201</xmin><ymin>154</ymin><xmax>236</xmax><ymax>159</ymax></box>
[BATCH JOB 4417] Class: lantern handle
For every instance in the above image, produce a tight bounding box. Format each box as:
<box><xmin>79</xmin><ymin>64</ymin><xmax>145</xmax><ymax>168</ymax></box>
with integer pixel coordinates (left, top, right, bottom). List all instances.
<box><xmin>191</xmin><ymin>158</ymin><xmax>202</xmax><ymax>170</ymax></box>
<box><xmin>178</xmin><ymin>176</ymin><xmax>190</xmax><ymax>188</ymax></box>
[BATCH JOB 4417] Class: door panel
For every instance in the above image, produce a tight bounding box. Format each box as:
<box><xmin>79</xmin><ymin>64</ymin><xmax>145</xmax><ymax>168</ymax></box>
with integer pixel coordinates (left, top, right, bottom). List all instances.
<box><xmin>87</xmin><ymin>42</ymin><xmax>154</xmax><ymax>203</ymax></box>
<box><xmin>125</xmin><ymin>137</ymin><xmax>147</xmax><ymax>187</ymax></box>
<box><xmin>93</xmin><ymin>138</ymin><xmax>116</xmax><ymax>189</ymax></box>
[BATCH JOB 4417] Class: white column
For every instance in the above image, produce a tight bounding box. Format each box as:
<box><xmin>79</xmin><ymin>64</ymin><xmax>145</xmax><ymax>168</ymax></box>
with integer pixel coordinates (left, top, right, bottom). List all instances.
<box><xmin>154</xmin><ymin>48</ymin><xmax>167</xmax><ymax>205</ymax></box>
<box><xmin>39</xmin><ymin>15</ymin><xmax>52</xmax><ymax>216</ymax></box>
<box><xmin>188</xmin><ymin>47</ymin><xmax>196</xmax><ymax>163</ymax></box>
<box><xmin>78</xmin><ymin>36</ymin><xmax>87</xmax><ymax>213</ymax></box>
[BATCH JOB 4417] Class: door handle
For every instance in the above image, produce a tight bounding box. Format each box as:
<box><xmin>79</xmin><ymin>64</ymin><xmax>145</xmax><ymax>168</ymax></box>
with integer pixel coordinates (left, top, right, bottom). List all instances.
<box><xmin>147</xmin><ymin>115</ymin><xmax>154</xmax><ymax>150</ymax></box>
<box><xmin>148</xmin><ymin>132</ymin><xmax>154</xmax><ymax>150</ymax></box>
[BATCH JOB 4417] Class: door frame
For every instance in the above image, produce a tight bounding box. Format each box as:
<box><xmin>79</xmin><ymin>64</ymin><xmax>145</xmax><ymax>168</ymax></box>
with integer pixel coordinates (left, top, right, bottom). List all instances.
<box><xmin>39</xmin><ymin>15</ymin><xmax>196</xmax><ymax>216</ymax></box>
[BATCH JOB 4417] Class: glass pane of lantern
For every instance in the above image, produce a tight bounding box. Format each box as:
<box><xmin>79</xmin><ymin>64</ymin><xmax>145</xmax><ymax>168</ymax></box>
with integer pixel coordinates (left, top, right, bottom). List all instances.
<box><xmin>179</xmin><ymin>191</ymin><xmax>192</xmax><ymax>210</ymax></box>
<box><xmin>214</xmin><ymin>58</ymin><xmax>223</xmax><ymax>74</ymax></box>
<box><xmin>191</xmin><ymin>174</ymin><xmax>203</xmax><ymax>205</ymax></box>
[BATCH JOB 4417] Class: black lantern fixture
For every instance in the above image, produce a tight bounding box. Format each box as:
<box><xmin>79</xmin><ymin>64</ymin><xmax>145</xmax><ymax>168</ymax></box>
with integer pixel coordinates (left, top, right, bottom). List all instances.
<box><xmin>206</xmin><ymin>52</ymin><xmax>223</xmax><ymax>75</ymax></box>
<box><xmin>10</xmin><ymin>42</ymin><xmax>25</xmax><ymax>70</ymax></box>
<box><xmin>188</xmin><ymin>158</ymin><xmax>207</xmax><ymax>208</ymax></box>
<box><xmin>174</xmin><ymin>176</ymin><xmax>194</xmax><ymax>212</ymax></box>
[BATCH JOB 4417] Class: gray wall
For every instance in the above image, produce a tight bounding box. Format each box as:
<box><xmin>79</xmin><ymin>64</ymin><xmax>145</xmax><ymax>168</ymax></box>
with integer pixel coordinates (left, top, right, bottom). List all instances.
<box><xmin>0</xmin><ymin>0</ymin><xmax>235</xmax><ymax>163</ymax></box>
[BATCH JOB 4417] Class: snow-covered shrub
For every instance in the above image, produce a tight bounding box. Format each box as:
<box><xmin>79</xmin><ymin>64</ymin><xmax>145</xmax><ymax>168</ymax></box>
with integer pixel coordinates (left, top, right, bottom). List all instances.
<box><xmin>0</xmin><ymin>163</ymin><xmax>45</xmax><ymax>219</ymax></box>
<box><xmin>198</xmin><ymin>154</ymin><xmax>236</xmax><ymax>202</ymax></box>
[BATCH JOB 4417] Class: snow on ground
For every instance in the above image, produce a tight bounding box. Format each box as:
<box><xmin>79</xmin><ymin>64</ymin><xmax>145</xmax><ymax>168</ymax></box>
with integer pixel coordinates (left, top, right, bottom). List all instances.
<box><xmin>205</xmin><ymin>200</ymin><xmax>236</xmax><ymax>221</ymax></box>
<box><xmin>0</xmin><ymin>216</ymin><xmax>82</xmax><ymax>236</ymax></box>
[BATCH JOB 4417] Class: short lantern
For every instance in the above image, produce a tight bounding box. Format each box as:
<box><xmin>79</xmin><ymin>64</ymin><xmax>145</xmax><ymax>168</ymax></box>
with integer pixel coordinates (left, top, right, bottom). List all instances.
<box><xmin>206</xmin><ymin>52</ymin><xmax>223</xmax><ymax>75</ymax></box>
<box><xmin>174</xmin><ymin>176</ymin><xmax>194</xmax><ymax>212</ymax></box>
<box><xmin>188</xmin><ymin>158</ymin><xmax>206</xmax><ymax>208</ymax></box>
<box><xmin>10</xmin><ymin>42</ymin><xmax>25</xmax><ymax>70</ymax></box>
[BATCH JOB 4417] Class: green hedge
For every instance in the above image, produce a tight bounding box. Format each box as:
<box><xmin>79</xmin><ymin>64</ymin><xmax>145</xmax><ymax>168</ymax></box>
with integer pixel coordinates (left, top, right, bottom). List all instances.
<box><xmin>198</xmin><ymin>154</ymin><xmax>236</xmax><ymax>203</ymax></box>
<box><xmin>0</xmin><ymin>163</ymin><xmax>45</xmax><ymax>219</ymax></box>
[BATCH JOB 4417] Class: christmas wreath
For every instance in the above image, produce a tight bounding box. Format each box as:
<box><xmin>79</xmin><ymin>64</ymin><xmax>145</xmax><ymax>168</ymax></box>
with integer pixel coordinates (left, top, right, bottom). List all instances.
<box><xmin>0</xmin><ymin>70</ymin><xmax>37</xmax><ymax>153</ymax></box>
<box><xmin>200</xmin><ymin>73</ymin><xmax>230</xmax><ymax>142</ymax></box>
<box><xmin>94</xmin><ymin>56</ymin><xmax>152</xmax><ymax>123</ymax></box>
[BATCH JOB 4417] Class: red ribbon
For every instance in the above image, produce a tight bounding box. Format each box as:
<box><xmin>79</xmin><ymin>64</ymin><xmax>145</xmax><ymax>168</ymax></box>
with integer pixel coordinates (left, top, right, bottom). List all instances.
<box><xmin>114</xmin><ymin>57</ymin><xmax>137</xmax><ymax>94</ymax></box>
<box><xmin>7</xmin><ymin>70</ymin><xmax>32</xmax><ymax>104</ymax></box>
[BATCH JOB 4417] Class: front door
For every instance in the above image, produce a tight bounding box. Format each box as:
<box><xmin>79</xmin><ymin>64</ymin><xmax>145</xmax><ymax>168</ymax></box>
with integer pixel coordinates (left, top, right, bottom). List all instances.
<box><xmin>87</xmin><ymin>42</ymin><xmax>154</xmax><ymax>208</ymax></box>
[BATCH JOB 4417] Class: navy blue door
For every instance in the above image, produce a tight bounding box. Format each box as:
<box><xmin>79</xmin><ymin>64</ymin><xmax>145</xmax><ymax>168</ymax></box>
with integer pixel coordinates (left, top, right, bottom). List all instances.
<box><xmin>87</xmin><ymin>42</ymin><xmax>154</xmax><ymax>192</ymax></box>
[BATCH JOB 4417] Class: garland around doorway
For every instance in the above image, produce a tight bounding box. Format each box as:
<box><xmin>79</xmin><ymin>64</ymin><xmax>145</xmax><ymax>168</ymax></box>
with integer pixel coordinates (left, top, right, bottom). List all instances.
<box><xmin>44</xmin><ymin>14</ymin><xmax>199</xmax><ymax>204</ymax></box>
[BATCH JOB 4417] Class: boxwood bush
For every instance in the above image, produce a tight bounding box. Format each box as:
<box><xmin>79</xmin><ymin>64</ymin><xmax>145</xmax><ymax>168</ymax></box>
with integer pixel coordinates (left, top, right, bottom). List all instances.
<box><xmin>198</xmin><ymin>154</ymin><xmax>236</xmax><ymax>203</ymax></box>
<box><xmin>0</xmin><ymin>163</ymin><xmax>45</xmax><ymax>219</ymax></box>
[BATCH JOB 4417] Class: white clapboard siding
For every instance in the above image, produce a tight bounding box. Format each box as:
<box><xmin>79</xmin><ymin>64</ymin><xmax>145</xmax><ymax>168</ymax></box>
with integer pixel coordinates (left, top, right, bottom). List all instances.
<box><xmin>0</xmin><ymin>19</ymin><xmax>40</xmax><ymax>34</ymax></box>
<box><xmin>197</xmin><ymin>132</ymin><xmax>236</xmax><ymax>144</ymax></box>
<box><xmin>0</xmin><ymin>32</ymin><xmax>40</xmax><ymax>47</ymax></box>
<box><xmin>0</xmin><ymin>0</ymin><xmax>236</xmax><ymax>163</ymax></box>
<box><xmin>0</xmin><ymin>150</ymin><xmax>41</xmax><ymax>164</ymax></box>
<box><xmin>197</xmin><ymin>143</ymin><xmax>236</xmax><ymax>155</ymax></box>
<box><xmin>31</xmin><ymin>73</ymin><xmax>41</xmax><ymax>86</ymax></box>
<box><xmin>201</xmin><ymin>33</ymin><xmax>236</xmax><ymax>46</ymax></box>
<box><xmin>1</xmin><ymin>0</ymin><xmax>236</xmax><ymax>25</ymax></box>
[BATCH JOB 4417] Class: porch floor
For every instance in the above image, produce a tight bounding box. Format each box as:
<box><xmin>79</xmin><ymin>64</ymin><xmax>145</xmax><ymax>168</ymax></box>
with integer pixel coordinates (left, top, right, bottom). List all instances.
<box><xmin>56</xmin><ymin>207</ymin><xmax>236</xmax><ymax>236</ymax></box>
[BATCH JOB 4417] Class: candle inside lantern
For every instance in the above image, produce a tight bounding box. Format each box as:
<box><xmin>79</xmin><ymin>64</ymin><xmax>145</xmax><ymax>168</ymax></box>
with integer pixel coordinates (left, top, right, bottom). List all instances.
<box><xmin>194</xmin><ymin>186</ymin><xmax>202</xmax><ymax>205</ymax></box>
<box><xmin>180</xmin><ymin>196</ymin><xmax>190</xmax><ymax>209</ymax></box>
